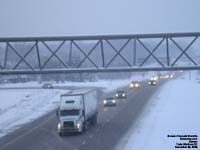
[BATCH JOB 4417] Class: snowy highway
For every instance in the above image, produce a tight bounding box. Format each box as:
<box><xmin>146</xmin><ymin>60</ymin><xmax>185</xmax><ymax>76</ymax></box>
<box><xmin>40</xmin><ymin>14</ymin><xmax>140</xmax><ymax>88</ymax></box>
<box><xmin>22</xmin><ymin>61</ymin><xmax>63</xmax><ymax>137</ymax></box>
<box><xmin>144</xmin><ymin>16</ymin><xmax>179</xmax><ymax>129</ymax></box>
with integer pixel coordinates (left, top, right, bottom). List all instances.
<box><xmin>0</xmin><ymin>80</ymin><xmax>165</xmax><ymax>150</ymax></box>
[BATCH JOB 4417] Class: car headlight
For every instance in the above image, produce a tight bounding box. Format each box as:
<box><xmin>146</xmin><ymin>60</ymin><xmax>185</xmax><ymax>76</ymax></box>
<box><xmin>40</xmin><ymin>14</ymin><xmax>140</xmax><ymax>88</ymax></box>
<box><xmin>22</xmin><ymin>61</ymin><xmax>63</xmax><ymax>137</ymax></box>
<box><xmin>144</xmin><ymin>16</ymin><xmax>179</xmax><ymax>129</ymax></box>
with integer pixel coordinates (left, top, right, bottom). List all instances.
<box><xmin>112</xmin><ymin>100</ymin><xmax>116</xmax><ymax>103</ymax></box>
<box><xmin>130</xmin><ymin>84</ymin><xmax>133</xmax><ymax>87</ymax></box>
<box><xmin>116</xmin><ymin>94</ymin><xmax>119</xmax><ymax>97</ymax></box>
<box><xmin>148</xmin><ymin>82</ymin><xmax>151</xmax><ymax>84</ymax></box>
<box><xmin>76</xmin><ymin>123</ymin><xmax>80</xmax><ymax>129</ymax></box>
<box><xmin>103</xmin><ymin>100</ymin><xmax>107</xmax><ymax>104</ymax></box>
<box><xmin>134</xmin><ymin>83</ymin><xmax>139</xmax><ymax>88</ymax></box>
<box><xmin>122</xmin><ymin>93</ymin><xmax>125</xmax><ymax>96</ymax></box>
<box><xmin>57</xmin><ymin>123</ymin><xmax>61</xmax><ymax>129</ymax></box>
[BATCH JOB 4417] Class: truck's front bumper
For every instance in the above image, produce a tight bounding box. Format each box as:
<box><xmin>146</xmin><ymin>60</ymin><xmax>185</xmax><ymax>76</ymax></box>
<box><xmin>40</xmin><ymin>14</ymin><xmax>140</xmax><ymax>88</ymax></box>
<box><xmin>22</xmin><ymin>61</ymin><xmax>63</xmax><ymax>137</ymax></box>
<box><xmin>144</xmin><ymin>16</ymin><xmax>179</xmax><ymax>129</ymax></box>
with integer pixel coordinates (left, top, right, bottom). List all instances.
<box><xmin>59</xmin><ymin>127</ymin><xmax>80</xmax><ymax>133</ymax></box>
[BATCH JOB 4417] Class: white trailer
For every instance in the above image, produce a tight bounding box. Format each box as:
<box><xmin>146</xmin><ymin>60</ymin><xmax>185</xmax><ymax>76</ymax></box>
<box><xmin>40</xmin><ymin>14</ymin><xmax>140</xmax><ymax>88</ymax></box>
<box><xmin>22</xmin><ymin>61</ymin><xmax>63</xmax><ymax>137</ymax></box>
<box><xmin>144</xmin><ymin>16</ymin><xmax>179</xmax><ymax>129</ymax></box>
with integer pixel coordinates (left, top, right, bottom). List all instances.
<box><xmin>57</xmin><ymin>89</ymin><xmax>98</xmax><ymax>135</ymax></box>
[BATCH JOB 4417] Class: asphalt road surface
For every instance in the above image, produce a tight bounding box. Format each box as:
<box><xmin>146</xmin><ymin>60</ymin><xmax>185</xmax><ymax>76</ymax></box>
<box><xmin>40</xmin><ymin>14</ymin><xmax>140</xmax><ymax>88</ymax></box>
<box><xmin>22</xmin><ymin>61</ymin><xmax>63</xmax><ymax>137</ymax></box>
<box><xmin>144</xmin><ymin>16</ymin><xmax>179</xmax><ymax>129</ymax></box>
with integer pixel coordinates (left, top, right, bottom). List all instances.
<box><xmin>0</xmin><ymin>80</ymin><xmax>165</xmax><ymax>150</ymax></box>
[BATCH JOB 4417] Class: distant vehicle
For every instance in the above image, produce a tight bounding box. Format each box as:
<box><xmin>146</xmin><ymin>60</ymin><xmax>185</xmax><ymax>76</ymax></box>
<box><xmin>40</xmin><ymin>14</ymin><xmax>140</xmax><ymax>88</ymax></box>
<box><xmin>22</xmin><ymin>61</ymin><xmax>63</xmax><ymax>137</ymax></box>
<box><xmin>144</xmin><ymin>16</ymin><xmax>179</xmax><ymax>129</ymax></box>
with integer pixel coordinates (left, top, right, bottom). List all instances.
<box><xmin>115</xmin><ymin>90</ymin><xmax>127</xmax><ymax>99</ymax></box>
<box><xmin>129</xmin><ymin>81</ymin><xmax>140</xmax><ymax>89</ymax></box>
<box><xmin>164</xmin><ymin>74</ymin><xmax>170</xmax><ymax>79</ymax></box>
<box><xmin>42</xmin><ymin>83</ymin><xmax>53</xmax><ymax>89</ymax></box>
<box><xmin>148</xmin><ymin>80</ymin><xmax>157</xmax><ymax>86</ymax></box>
<box><xmin>57</xmin><ymin>89</ymin><xmax>98</xmax><ymax>135</ymax></box>
<box><xmin>150</xmin><ymin>76</ymin><xmax>158</xmax><ymax>81</ymax></box>
<box><xmin>103</xmin><ymin>97</ymin><xmax>117</xmax><ymax>106</ymax></box>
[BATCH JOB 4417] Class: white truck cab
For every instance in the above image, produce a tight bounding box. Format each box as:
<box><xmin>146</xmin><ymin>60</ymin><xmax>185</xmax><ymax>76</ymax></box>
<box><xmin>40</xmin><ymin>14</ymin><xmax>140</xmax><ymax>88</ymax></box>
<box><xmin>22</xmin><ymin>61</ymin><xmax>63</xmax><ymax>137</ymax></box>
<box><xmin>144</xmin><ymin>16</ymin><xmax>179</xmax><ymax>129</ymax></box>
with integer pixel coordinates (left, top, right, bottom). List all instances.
<box><xmin>57</xmin><ymin>89</ymin><xmax>98</xmax><ymax>135</ymax></box>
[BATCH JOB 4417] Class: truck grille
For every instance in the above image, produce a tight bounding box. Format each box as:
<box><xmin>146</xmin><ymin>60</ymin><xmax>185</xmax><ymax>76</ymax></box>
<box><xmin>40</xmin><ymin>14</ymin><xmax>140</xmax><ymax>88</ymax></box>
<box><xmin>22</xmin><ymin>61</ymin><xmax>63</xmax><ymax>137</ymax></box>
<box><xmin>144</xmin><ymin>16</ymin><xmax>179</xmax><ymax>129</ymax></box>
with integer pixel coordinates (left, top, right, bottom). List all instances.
<box><xmin>63</xmin><ymin>121</ymin><xmax>74</xmax><ymax>128</ymax></box>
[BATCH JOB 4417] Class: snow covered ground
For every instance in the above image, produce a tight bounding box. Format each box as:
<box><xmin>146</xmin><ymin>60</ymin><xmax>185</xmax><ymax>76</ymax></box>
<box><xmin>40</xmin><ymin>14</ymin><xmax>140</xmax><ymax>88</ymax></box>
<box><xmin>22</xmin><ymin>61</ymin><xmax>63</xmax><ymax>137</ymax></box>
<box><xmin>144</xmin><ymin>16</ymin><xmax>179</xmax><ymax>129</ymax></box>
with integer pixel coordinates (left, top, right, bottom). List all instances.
<box><xmin>118</xmin><ymin>71</ymin><xmax>200</xmax><ymax>150</ymax></box>
<box><xmin>0</xmin><ymin>89</ymin><xmax>66</xmax><ymax>138</ymax></box>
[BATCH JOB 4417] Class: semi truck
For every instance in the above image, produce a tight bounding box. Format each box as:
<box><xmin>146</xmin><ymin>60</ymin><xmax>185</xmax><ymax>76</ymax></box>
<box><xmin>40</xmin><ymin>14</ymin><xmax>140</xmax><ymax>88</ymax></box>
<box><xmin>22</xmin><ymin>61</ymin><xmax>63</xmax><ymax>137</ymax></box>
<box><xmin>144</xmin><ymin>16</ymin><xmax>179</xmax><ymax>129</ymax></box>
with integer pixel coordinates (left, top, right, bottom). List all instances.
<box><xmin>57</xmin><ymin>89</ymin><xmax>98</xmax><ymax>135</ymax></box>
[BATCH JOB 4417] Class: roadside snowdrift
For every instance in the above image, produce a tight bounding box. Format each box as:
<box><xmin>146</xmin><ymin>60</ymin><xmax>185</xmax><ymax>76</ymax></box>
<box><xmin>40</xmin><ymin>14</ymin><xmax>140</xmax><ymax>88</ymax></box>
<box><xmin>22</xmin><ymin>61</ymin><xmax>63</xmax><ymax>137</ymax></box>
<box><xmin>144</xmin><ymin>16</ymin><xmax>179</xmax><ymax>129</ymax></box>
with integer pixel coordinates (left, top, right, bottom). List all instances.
<box><xmin>118</xmin><ymin>72</ymin><xmax>200</xmax><ymax>150</ymax></box>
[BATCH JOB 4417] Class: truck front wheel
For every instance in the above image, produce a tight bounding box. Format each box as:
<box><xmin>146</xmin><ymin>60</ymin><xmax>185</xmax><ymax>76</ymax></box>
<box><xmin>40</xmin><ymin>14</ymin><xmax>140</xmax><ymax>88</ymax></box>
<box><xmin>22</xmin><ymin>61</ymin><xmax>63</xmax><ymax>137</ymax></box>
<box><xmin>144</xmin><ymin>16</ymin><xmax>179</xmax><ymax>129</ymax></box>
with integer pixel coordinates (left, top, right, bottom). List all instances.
<box><xmin>59</xmin><ymin>132</ymin><xmax>63</xmax><ymax>136</ymax></box>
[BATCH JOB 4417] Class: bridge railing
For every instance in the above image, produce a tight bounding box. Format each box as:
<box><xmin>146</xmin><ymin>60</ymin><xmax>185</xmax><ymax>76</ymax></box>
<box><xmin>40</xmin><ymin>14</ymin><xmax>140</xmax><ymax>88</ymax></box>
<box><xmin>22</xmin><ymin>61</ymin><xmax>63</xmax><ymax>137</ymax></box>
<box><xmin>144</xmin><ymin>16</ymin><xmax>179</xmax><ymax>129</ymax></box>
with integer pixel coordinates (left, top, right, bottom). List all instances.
<box><xmin>0</xmin><ymin>32</ymin><xmax>200</xmax><ymax>75</ymax></box>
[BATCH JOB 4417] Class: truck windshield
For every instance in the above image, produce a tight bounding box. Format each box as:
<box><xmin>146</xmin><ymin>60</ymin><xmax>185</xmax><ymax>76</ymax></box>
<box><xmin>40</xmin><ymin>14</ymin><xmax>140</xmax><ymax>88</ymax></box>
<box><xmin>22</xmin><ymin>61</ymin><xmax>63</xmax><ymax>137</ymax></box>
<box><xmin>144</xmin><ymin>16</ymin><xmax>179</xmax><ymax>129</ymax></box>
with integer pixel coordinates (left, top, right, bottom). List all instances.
<box><xmin>60</xmin><ymin>110</ymin><xmax>79</xmax><ymax>116</ymax></box>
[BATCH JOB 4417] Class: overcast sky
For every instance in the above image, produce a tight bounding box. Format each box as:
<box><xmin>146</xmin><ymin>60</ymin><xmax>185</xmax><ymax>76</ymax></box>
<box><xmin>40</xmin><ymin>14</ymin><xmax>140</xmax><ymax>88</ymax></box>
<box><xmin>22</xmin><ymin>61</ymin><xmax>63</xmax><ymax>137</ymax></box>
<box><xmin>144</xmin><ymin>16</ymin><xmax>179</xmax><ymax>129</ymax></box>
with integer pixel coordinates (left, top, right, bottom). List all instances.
<box><xmin>0</xmin><ymin>0</ymin><xmax>200</xmax><ymax>37</ymax></box>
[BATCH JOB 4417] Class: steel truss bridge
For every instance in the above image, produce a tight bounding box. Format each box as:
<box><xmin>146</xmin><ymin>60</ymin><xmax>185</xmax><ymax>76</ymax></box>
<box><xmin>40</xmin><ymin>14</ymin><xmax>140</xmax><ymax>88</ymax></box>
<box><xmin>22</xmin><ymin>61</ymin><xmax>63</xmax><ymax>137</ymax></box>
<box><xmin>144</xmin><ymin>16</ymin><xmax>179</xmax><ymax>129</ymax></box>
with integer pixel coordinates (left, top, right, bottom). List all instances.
<box><xmin>0</xmin><ymin>32</ymin><xmax>200</xmax><ymax>75</ymax></box>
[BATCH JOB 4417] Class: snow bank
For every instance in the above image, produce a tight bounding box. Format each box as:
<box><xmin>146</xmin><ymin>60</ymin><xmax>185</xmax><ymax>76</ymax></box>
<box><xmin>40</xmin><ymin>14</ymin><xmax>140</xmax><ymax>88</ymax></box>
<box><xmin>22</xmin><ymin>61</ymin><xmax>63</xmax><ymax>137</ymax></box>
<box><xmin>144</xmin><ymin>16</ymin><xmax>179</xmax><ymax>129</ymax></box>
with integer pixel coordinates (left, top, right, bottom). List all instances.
<box><xmin>118</xmin><ymin>71</ymin><xmax>200</xmax><ymax>150</ymax></box>
<box><xmin>0</xmin><ymin>82</ymin><xmax>40</xmax><ymax>88</ymax></box>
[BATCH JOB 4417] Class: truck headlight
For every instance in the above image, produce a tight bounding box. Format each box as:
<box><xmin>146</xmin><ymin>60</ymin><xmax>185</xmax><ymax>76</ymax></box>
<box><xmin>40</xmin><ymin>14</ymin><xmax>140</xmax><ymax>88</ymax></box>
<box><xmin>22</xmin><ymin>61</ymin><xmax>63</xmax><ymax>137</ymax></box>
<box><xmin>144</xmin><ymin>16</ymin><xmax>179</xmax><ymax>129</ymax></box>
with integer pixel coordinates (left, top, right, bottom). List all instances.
<box><xmin>103</xmin><ymin>100</ymin><xmax>107</xmax><ymax>104</ymax></box>
<box><xmin>57</xmin><ymin>123</ymin><xmax>61</xmax><ymax>129</ymax></box>
<box><xmin>129</xmin><ymin>84</ymin><xmax>133</xmax><ymax>88</ymax></box>
<box><xmin>76</xmin><ymin>123</ymin><xmax>80</xmax><ymax>129</ymax></box>
<box><xmin>112</xmin><ymin>100</ymin><xmax>116</xmax><ymax>103</ymax></box>
<box><xmin>116</xmin><ymin>94</ymin><xmax>119</xmax><ymax>97</ymax></box>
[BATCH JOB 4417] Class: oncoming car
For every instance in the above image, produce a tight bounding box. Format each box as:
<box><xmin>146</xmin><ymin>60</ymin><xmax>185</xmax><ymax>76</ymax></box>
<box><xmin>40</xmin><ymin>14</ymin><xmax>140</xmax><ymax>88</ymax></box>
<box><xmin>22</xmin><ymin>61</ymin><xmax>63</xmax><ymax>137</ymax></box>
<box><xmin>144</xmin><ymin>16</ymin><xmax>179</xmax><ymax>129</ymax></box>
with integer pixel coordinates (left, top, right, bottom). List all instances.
<box><xmin>103</xmin><ymin>97</ymin><xmax>117</xmax><ymax>106</ymax></box>
<box><xmin>150</xmin><ymin>76</ymin><xmax>158</xmax><ymax>81</ymax></box>
<box><xmin>115</xmin><ymin>90</ymin><xmax>127</xmax><ymax>99</ymax></box>
<box><xmin>159</xmin><ymin>75</ymin><xmax>164</xmax><ymax>79</ymax></box>
<box><xmin>129</xmin><ymin>81</ymin><xmax>140</xmax><ymax>89</ymax></box>
<box><xmin>148</xmin><ymin>80</ymin><xmax>157</xmax><ymax>86</ymax></box>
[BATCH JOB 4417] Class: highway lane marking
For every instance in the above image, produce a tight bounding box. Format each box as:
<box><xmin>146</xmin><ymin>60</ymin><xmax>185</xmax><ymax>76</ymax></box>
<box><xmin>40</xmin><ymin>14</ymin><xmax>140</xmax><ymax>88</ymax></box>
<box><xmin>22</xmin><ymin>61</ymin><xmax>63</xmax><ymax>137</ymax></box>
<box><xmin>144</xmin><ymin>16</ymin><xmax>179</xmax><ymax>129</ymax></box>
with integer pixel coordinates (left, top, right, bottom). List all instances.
<box><xmin>0</xmin><ymin>114</ymin><xmax>55</xmax><ymax>150</ymax></box>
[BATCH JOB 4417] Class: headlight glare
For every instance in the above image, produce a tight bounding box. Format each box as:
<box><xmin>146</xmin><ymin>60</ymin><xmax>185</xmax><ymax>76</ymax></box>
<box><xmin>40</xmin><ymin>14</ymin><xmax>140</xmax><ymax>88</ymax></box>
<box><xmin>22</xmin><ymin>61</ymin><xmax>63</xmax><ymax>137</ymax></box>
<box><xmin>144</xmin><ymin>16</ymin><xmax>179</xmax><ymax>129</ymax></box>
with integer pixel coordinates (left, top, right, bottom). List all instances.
<box><xmin>76</xmin><ymin>123</ymin><xmax>80</xmax><ymax>129</ymax></box>
<box><xmin>103</xmin><ymin>100</ymin><xmax>107</xmax><ymax>104</ymax></box>
<box><xmin>57</xmin><ymin>123</ymin><xmax>61</xmax><ymax>129</ymax></box>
